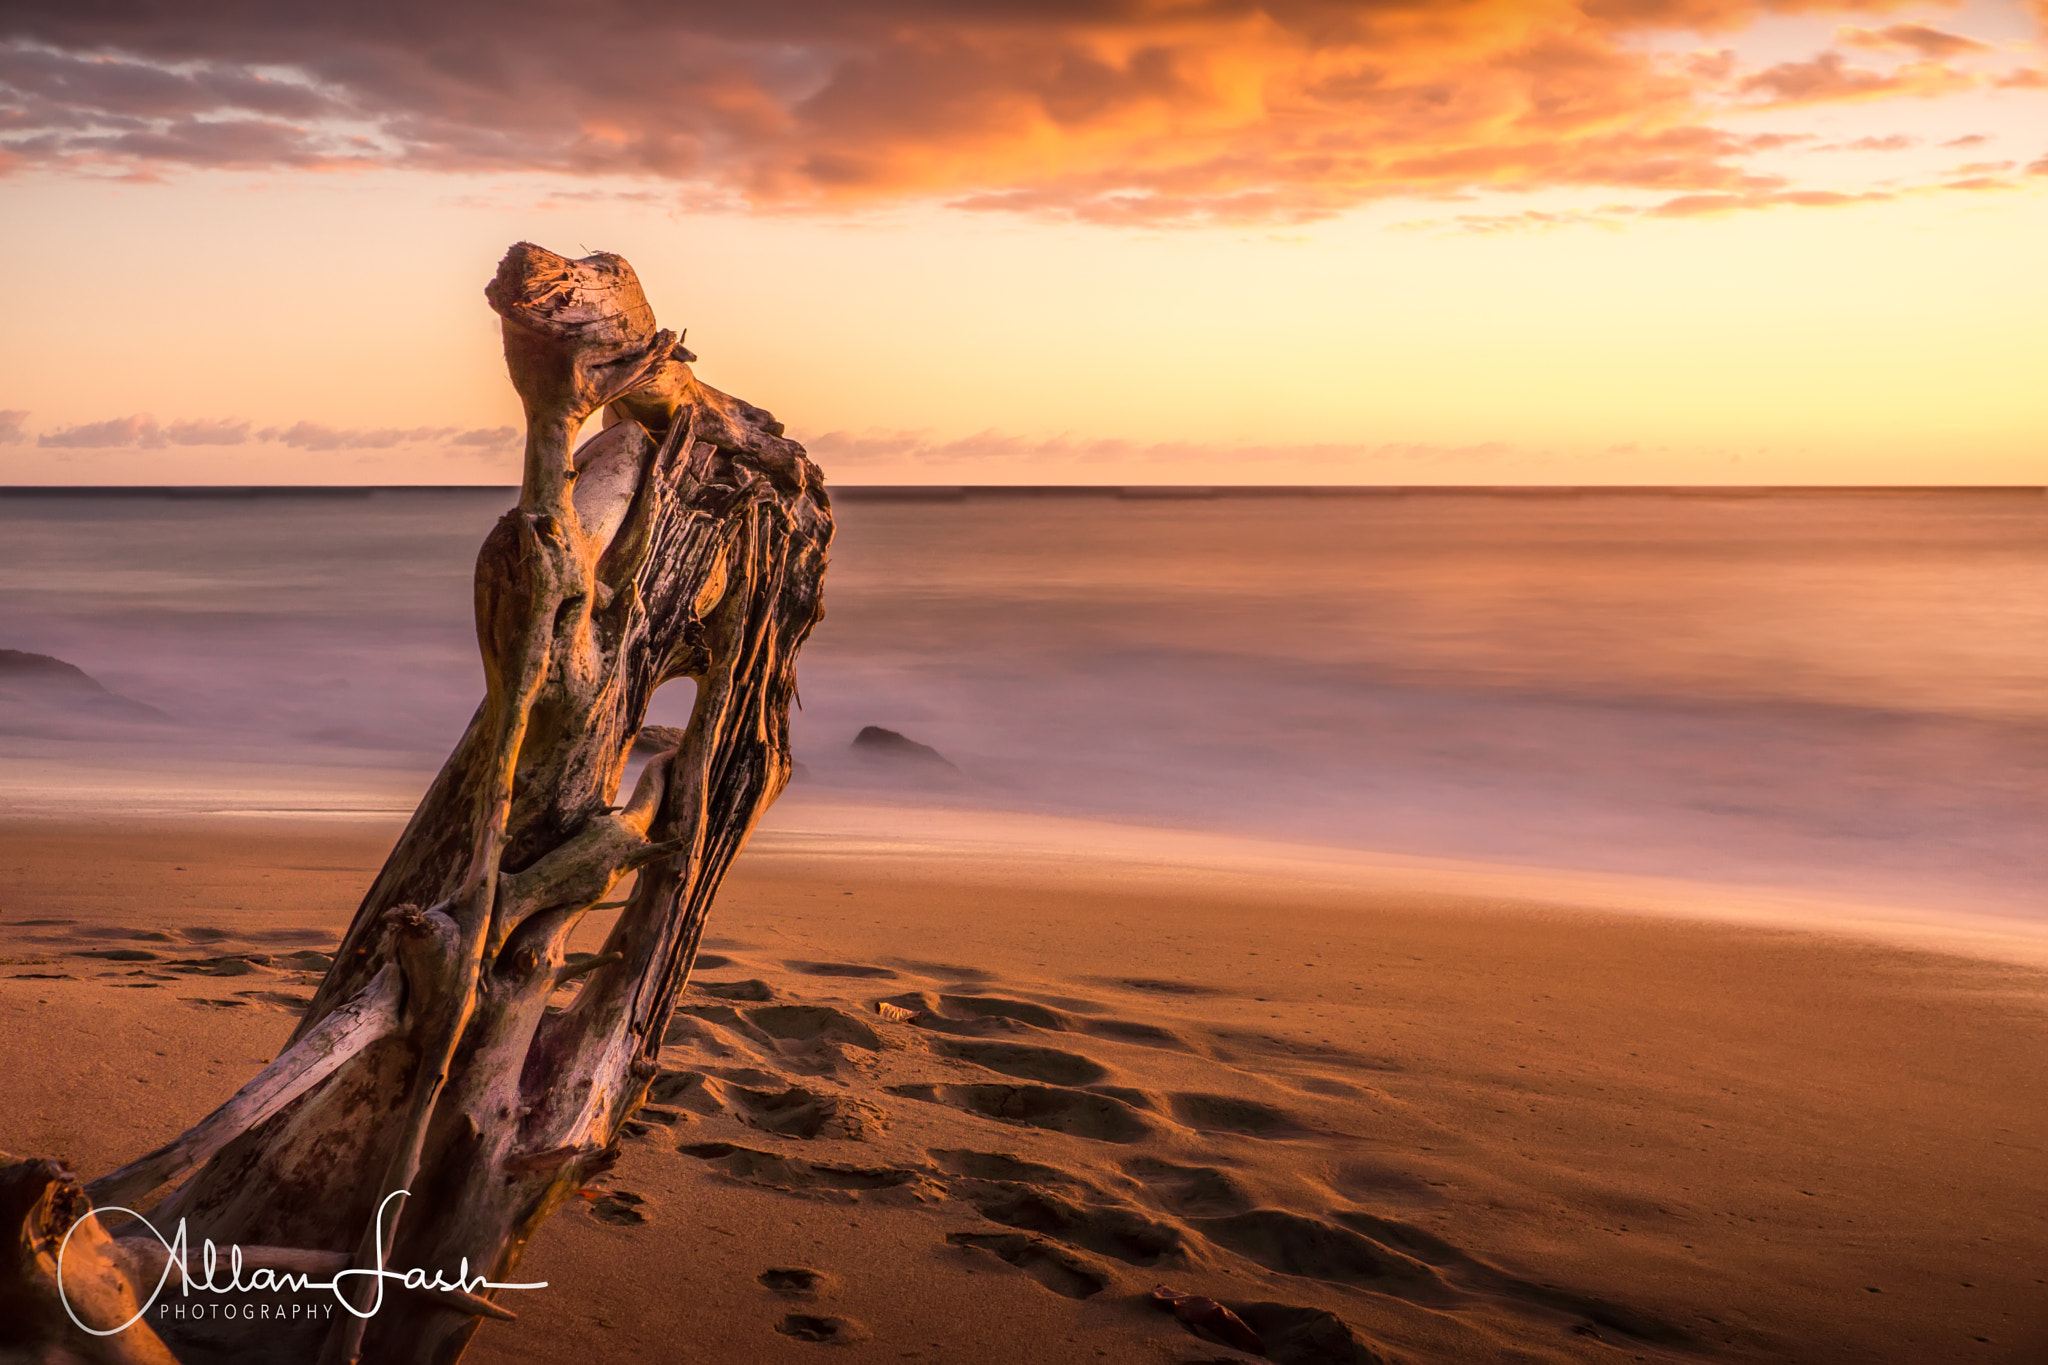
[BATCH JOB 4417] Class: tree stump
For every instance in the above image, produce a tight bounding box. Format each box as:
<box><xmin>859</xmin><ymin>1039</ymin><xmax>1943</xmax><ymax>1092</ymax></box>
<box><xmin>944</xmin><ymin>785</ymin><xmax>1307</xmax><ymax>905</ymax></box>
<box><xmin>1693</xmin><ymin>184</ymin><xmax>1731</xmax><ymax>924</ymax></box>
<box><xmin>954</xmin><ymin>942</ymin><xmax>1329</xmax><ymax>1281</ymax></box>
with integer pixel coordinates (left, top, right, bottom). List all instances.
<box><xmin>0</xmin><ymin>243</ymin><xmax>833</xmax><ymax>1365</ymax></box>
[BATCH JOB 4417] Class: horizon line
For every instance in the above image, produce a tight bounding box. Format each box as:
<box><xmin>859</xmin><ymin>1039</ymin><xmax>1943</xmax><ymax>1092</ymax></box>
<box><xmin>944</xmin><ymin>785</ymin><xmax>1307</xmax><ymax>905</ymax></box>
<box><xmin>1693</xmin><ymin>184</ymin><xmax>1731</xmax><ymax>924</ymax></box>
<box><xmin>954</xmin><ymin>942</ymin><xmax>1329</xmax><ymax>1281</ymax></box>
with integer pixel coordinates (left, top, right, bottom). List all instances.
<box><xmin>1</xmin><ymin>484</ymin><xmax>2044</xmax><ymax>500</ymax></box>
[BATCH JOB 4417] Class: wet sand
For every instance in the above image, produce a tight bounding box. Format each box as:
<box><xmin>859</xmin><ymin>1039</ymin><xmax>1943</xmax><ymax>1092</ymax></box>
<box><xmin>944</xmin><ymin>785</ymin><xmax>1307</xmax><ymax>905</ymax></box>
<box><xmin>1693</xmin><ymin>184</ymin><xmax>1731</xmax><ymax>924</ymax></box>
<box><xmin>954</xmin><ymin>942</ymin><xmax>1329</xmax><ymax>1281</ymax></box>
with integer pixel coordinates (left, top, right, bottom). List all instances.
<box><xmin>2</xmin><ymin>817</ymin><xmax>2044</xmax><ymax>1363</ymax></box>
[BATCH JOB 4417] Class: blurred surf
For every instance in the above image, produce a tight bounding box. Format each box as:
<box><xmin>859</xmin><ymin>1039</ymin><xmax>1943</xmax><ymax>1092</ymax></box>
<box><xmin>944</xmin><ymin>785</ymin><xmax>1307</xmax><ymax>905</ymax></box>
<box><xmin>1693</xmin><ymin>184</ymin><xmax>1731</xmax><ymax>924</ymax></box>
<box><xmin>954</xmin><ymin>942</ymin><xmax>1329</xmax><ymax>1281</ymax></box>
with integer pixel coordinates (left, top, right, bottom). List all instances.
<box><xmin>2</xmin><ymin>486</ymin><xmax>2041</xmax><ymax>918</ymax></box>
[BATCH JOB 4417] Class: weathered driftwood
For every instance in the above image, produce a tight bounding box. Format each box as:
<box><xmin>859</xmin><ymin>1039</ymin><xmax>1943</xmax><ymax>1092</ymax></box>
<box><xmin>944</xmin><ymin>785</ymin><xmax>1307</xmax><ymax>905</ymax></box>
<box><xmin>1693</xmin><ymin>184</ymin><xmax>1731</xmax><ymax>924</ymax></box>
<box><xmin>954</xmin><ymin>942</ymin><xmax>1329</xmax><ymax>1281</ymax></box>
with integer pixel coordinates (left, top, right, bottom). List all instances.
<box><xmin>0</xmin><ymin>243</ymin><xmax>832</xmax><ymax>1365</ymax></box>
<box><xmin>86</xmin><ymin>966</ymin><xmax>405</xmax><ymax>1215</ymax></box>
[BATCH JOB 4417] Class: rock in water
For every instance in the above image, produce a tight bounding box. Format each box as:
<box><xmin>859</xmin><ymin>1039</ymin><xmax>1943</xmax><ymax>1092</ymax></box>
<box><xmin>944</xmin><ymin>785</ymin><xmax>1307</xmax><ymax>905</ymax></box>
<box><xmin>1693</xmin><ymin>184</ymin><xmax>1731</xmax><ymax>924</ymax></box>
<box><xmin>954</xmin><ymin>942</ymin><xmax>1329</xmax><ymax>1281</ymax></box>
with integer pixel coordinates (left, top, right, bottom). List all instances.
<box><xmin>0</xmin><ymin>649</ymin><xmax>170</xmax><ymax>725</ymax></box>
<box><xmin>0</xmin><ymin>649</ymin><xmax>105</xmax><ymax>690</ymax></box>
<box><xmin>850</xmin><ymin>726</ymin><xmax>957</xmax><ymax>772</ymax></box>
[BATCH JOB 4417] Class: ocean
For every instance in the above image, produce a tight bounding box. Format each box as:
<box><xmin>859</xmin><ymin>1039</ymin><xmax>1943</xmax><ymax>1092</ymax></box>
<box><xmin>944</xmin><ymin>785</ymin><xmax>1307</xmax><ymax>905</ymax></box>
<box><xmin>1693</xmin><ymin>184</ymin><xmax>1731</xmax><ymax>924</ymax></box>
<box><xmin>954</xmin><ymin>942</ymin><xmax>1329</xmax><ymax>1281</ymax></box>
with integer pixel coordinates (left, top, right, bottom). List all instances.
<box><xmin>3</xmin><ymin>486</ymin><xmax>2043</xmax><ymax>924</ymax></box>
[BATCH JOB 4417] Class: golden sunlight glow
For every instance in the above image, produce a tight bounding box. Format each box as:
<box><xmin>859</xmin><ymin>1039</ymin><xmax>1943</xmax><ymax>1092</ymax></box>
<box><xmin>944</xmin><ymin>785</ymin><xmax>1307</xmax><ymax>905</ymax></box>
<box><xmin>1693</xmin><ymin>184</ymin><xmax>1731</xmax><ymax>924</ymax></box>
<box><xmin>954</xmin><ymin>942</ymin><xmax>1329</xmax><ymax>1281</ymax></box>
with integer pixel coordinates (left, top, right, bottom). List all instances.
<box><xmin>0</xmin><ymin>0</ymin><xmax>2042</xmax><ymax>484</ymax></box>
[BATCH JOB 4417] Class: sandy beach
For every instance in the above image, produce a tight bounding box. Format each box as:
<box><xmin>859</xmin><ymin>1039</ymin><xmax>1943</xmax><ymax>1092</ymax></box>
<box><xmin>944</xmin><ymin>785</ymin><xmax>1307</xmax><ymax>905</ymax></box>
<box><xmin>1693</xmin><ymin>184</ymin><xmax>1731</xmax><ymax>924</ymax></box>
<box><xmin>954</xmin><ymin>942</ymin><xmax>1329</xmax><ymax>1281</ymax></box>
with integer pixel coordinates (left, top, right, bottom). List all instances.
<box><xmin>4</xmin><ymin>810</ymin><xmax>2043</xmax><ymax>1363</ymax></box>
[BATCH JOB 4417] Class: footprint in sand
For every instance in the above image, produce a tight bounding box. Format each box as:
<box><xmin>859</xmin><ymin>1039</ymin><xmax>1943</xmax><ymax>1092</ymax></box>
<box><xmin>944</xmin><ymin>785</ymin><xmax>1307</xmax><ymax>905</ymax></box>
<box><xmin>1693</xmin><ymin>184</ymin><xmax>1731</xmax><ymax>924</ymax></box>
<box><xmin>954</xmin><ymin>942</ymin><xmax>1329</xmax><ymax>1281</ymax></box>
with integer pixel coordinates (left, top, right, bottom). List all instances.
<box><xmin>888</xmin><ymin>1082</ymin><xmax>1154</xmax><ymax>1144</ymax></box>
<box><xmin>1178</xmin><ymin>1300</ymin><xmax>1385</xmax><ymax>1365</ymax></box>
<box><xmin>681</xmin><ymin>1144</ymin><xmax>925</xmax><ymax>1201</ymax></box>
<box><xmin>1189</xmin><ymin>1209</ymin><xmax>1445</xmax><ymax>1298</ymax></box>
<box><xmin>1141</xmin><ymin>1173</ymin><xmax>1687</xmax><ymax>1351</ymax></box>
<box><xmin>70</xmin><ymin>926</ymin><xmax>176</xmax><ymax>942</ymax></box>
<box><xmin>731</xmin><ymin>1083</ymin><xmax>888</xmax><ymax>1140</ymax></box>
<box><xmin>660</xmin><ymin>1011</ymin><xmax>742</xmax><ymax>1057</ymax></box>
<box><xmin>1081</xmin><ymin>1018</ymin><xmax>1197</xmax><ymax>1051</ymax></box>
<box><xmin>648</xmin><ymin>1069</ymin><xmax>729</xmax><ymax>1116</ymax></box>
<box><xmin>747</xmin><ymin>1004</ymin><xmax>884</xmax><ymax>1051</ymax></box>
<box><xmin>933</xmin><ymin>1038</ymin><xmax>1108</xmax><ymax>1087</ymax></box>
<box><xmin>923</xmin><ymin>994</ymin><xmax>1201</xmax><ymax>1055</ymax></box>
<box><xmin>674</xmin><ymin>1001</ymin><xmax>751</xmax><ymax>1031</ymax></box>
<box><xmin>695</xmin><ymin>978</ymin><xmax>775</xmax><ymax>1002</ymax></box>
<box><xmin>1208</xmin><ymin>1029</ymin><xmax>1394</xmax><ymax>1072</ymax></box>
<box><xmin>1167</xmin><ymin>1093</ymin><xmax>1303</xmax><ymax>1137</ymax></box>
<box><xmin>757</xmin><ymin>1267</ymin><xmax>828</xmax><ymax>1298</ymax></box>
<box><xmin>171</xmin><ymin>956</ymin><xmax>265</xmax><ymax>977</ymax></box>
<box><xmin>891</xmin><ymin>959</ymin><xmax>994</xmax><ymax>982</ymax></box>
<box><xmin>701</xmin><ymin>1064</ymin><xmax>786</xmax><ymax>1088</ymax></box>
<box><xmin>786</xmin><ymin>960</ymin><xmax>900</xmax><ymax>979</ymax></box>
<box><xmin>586</xmin><ymin>1191</ymin><xmax>649</xmax><ymax>1225</ymax></box>
<box><xmin>774</xmin><ymin>1313</ymin><xmax>867</xmax><ymax>1344</ymax></box>
<box><xmin>623</xmin><ymin>1103</ymin><xmax>685</xmax><ymax>1138</ymax></box>
<box><xmin>234</xmin><ymin>990</ymin><xmax>314</xmax><ymax>1011</ymax></box>
<box><xmin>929</xmin><ymin>1149</ymin><xmax>1087</xmax><ymax>1190</ymax></box>
<box><xmin>244</xmin><ymin>928</ymin><xmax>339</xmax><ymax>945</ymax></box>
<box><xmin>1124</xmin><ymin>1158</ymin><xmax>1256</xmax><ymax>1218</ymax></box>
<box><xmin>946</xmin><ymin>1231</ymin><xmax>1109</xmax><ymax>1300</ymax></box>
<box><xmin>1324</xmin><ymin>1162</ymin><xmax>1450</xmax><ymax>1210</ymax></box>
<box><xmin>1105</xmin><ymin>976</ymin><xmax>1227</xmax><ymax>997</ymax></box>
<box><xmin>971</xmin><ymin>1185</ymin><xmax>1184</xmax><ymax>1268</ymax></box>
<box><xmin>933</xmin><ymin>995</ymin><xmax>1070</xmax><ymax>1030</ymax></box>
<box><xmin>1324</xmin><ymin>1210</ymin><xmax>1691</xmax><ymax>1347</ymax></box>
<box><xmin>670</xmin><ymin>1001</ymin><xmax>886</xmax><ymax>1075</ymax></box>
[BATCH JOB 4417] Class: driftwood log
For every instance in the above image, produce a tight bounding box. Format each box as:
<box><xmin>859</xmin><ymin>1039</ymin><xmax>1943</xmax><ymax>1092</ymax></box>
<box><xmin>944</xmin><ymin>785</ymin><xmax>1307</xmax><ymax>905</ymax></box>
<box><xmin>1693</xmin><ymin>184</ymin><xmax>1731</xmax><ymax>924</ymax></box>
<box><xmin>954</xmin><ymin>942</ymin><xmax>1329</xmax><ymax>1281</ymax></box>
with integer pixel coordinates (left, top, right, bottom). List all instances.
<box><xmin>0</xmin><ymin>243</ymin><xmax>832</xmax><ymax>1365</ymax></box>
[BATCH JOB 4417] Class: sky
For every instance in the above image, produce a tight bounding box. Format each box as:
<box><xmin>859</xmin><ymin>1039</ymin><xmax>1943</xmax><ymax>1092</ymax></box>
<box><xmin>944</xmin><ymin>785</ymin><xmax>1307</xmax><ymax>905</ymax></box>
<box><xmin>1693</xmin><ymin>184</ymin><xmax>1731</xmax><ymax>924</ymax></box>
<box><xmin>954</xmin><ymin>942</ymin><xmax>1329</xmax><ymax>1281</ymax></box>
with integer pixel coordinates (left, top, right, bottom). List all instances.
<box><xmin>0</xmin><ymin>0</ymin><xmax>2043</xmax><ymax>486</ymax></box>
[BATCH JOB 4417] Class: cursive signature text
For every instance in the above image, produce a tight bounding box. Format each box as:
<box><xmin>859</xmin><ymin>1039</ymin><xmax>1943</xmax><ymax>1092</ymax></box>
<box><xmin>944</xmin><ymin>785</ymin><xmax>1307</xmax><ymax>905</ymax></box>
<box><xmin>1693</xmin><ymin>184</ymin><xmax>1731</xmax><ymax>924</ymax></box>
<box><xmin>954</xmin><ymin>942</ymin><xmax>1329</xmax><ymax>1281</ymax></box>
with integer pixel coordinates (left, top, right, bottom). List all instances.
<box><xmin>59</xmin><ymin>1190</ymin><xmax>546</xmax><ymax>1336</ymax></box>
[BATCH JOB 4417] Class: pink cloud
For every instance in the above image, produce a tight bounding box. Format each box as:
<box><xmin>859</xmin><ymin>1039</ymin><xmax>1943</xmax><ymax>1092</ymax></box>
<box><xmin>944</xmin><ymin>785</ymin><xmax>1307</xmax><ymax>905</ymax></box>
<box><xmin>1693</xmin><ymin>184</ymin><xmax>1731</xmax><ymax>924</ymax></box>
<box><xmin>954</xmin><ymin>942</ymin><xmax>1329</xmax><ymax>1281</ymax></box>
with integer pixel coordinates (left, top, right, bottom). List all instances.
<box><xmin>38</xmin><ymin>414</ymin><xmax>166</xmax><ymax>448</ymax></box>
<box><xmin>21</xmin><ymin>416</ymin><xmax>514</xmax><ymax>454</ymax></box>
<box><xmin>1740</xmin><ymin>52</ymin><xmax>1976</xmax><ymax>107</ymax></box>
<box><xmin>1837</xmin><ymin>24</ymin><xmax>1994</xmax><ymax>59</ymax></box>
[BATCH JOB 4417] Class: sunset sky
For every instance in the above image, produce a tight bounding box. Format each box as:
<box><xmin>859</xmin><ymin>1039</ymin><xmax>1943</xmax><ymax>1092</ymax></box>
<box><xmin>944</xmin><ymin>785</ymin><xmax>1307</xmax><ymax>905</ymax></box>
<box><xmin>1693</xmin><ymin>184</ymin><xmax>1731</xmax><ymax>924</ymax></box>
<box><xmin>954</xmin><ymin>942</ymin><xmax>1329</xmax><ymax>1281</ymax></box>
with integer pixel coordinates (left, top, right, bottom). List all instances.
<box><xmin>1</xmin><ymin>0</ymin><xmax>2043</xmax><ymax>485</ymax></box>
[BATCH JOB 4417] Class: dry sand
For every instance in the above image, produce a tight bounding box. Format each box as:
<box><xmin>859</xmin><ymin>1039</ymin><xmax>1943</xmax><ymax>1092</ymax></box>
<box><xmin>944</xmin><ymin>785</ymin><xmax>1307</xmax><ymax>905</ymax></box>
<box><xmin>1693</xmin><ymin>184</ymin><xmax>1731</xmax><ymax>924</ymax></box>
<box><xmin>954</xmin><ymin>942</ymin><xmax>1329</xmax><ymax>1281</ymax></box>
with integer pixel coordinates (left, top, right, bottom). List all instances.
<box><xmin>2</xmin><ymin>815</ymin><xmax>2045</xmax><ymax>1363</ymax></box>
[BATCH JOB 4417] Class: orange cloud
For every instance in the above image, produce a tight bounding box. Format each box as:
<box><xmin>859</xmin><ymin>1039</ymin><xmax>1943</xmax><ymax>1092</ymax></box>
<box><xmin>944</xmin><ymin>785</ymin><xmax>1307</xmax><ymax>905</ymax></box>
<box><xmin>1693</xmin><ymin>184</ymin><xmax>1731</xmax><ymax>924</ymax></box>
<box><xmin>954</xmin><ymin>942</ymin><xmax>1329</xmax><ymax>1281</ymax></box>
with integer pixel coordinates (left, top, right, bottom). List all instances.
<box><xmin>0</xmin><ymin>1</ymin><xmax>2027</xmax><ymax>224</ymax></box>
<box><xmin>1826</xmin><ymin>133</ymin><xmax>1919</xmax><ymax>149</ymax></box>
<box><xmin>1838</xmin><ymin>23</ymin><xmax>1994</xmax><ymax>58</ymax></box>
<box><xmin>1739</xmin><ymin>51</ymin><xmax>1977</xmax><ymax>105</ymax></box>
